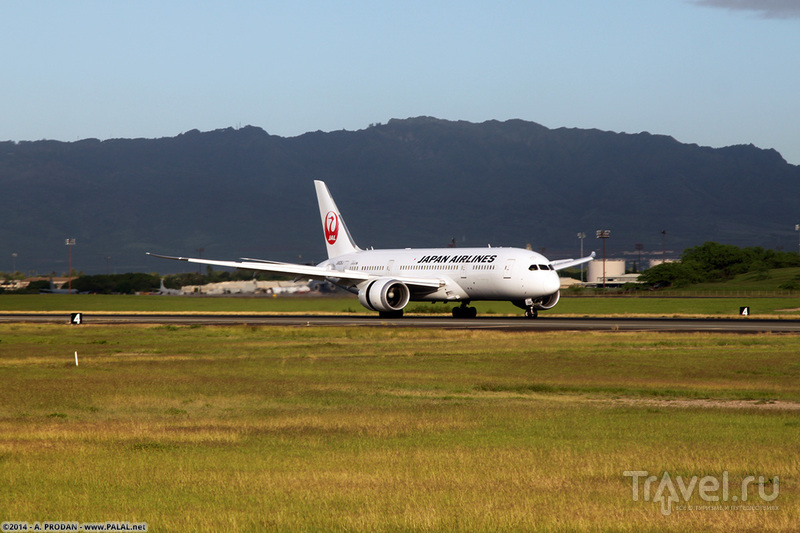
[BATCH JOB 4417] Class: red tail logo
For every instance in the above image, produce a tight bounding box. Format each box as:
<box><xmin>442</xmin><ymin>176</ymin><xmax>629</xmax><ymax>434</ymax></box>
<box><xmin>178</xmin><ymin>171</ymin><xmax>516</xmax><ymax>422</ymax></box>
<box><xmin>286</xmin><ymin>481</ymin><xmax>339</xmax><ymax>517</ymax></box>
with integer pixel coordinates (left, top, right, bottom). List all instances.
<box><xmin>324</xmin><ymin>211</ymin><xmax>339</xmax><ymax>244</ymax></box>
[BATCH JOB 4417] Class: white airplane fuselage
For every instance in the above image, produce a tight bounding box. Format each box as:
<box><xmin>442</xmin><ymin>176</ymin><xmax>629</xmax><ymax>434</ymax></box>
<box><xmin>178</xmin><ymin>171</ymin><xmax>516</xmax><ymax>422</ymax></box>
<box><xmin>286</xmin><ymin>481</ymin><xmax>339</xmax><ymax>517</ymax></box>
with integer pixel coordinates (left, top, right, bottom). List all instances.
<box><xmin>318</xmin><ymin>247</ymin><xmax>560</xmax><ymax>303</ymax></box>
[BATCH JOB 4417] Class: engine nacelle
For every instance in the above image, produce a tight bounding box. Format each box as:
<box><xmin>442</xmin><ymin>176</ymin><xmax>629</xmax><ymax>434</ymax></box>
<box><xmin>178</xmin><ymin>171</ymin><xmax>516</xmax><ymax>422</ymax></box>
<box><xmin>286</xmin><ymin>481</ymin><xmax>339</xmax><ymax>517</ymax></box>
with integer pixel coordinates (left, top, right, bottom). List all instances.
<box><xmin>533</xmin><ymin>290</ymin><xmax>560</xmax><ymax>310</ymax></box>
<box><xmin>358</xmin><ymin>278</ymin><xmax>411</xmax><ymax>313</ymax></box>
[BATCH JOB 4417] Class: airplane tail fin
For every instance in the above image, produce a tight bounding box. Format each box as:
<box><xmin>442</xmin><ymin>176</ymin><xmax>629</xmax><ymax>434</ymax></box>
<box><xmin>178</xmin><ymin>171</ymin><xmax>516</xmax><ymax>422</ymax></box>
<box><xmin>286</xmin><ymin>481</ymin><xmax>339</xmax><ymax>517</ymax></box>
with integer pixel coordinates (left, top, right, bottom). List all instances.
<box><xmin>314</xmin><ymin>180</ymin><xmax>360</xmax><ymax>259</ymax></box>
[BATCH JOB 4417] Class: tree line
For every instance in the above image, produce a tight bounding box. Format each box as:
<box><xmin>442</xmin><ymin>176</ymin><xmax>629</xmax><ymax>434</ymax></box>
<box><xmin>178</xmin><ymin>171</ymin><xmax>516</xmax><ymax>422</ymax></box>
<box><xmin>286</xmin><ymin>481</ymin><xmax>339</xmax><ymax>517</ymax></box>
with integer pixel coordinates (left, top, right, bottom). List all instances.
<box><xmin>638</xmin><ymin>242</ymin><xmax>800</xmax><ymax>288</ymax></box>
<box><xmin>4</xmin><ymin>242</ymin><xmax>799</xmax><ymax>293</ymax></box>
<box><xmin>0</xmin><ymin>269</ymin><xmax>290</xmax><ymax>294</ymax></box>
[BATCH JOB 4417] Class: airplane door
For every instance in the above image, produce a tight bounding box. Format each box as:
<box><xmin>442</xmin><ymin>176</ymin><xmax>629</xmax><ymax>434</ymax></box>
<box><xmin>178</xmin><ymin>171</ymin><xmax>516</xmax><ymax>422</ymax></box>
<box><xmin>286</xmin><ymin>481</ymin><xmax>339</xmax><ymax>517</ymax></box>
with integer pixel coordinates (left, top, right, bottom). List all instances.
<box><xmin>460</xmin><ymin>263</ymin><xmax>468</xmax><ymax>279</ymax></box>
<box><xmin>387</xmin><ymin>260</ymin><xmax>395</xmax><ymax>275</ymax></box>
<box><xmin>503</xmin><ymin>259</ymin><xmax>515</xmax><ymax>279</ymax></box>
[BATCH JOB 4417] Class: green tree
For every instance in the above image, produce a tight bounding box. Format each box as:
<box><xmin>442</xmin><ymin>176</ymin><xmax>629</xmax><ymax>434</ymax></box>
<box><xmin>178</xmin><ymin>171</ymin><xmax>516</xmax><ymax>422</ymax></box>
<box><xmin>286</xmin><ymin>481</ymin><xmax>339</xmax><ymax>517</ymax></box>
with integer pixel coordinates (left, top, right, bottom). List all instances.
<box><xmin>72</xmin><ymin>273</ymin><xmax>160</xmax><ymax>294</ymax></box>
<box><xmin>639</xmin><ymin>262</ymin><xmax>703</xmax><ymax>288</ymax></box>
<box><xmin>681</xmin><ymin>242</ymin><xmax>748</xmax><ymax>280</ymax></box>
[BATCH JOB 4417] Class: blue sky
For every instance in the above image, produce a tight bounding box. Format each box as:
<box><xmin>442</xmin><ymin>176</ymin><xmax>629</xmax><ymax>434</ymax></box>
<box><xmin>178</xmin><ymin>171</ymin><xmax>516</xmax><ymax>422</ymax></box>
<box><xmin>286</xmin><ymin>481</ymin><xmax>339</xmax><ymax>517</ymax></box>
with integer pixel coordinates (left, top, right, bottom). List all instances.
<box><xmin>2</xmin><ymin>0</ymin><xmax>799</xmax><ymax>164</ymax></box>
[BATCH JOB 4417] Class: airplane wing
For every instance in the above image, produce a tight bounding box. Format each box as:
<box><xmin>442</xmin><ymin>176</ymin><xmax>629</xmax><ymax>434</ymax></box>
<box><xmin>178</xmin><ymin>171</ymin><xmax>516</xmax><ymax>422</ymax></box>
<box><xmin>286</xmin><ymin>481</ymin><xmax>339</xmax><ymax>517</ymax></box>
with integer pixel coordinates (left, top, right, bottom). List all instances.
<box><xmin>146</xmin><ymin>253</ymin><xmax>443</xmax><ymax>289</ymax></box>
<box><xmin>549</xmin><ymin>252</ymin><xmax>596</xmax><ymax>271</ymax></box>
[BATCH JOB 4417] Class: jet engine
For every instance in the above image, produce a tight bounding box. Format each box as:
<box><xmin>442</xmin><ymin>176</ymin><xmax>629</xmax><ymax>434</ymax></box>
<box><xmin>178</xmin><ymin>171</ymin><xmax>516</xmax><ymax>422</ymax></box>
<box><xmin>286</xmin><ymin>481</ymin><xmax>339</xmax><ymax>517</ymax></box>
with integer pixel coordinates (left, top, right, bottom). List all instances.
<box><xmin>533</xmin><ymin>290</ymin><xmax>560</xmax><ymax>310</ymax></box>
<box><xmin>358</xmin><ymin>278</ymin><xmax>411</xmax><ymax>313</ymax></box>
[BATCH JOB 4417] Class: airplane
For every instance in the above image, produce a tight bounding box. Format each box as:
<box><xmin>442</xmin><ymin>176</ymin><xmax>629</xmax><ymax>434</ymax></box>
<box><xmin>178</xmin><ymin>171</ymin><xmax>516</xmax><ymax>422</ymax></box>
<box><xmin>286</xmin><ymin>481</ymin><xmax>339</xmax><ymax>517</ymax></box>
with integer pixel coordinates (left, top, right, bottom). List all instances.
<box><xmin>154</xmin><ymin>278</ymin><xmax>183</xmax><ymax>295</ymax></box>
<box><xmin>39</xmin><ymin>277</ymin><xmax>80</xmax><ymax>294</ymax></box>
<box><xmin>148</xmin><ymin>180</ymin><xmax>595</xmax><ymax>318</ymax></box>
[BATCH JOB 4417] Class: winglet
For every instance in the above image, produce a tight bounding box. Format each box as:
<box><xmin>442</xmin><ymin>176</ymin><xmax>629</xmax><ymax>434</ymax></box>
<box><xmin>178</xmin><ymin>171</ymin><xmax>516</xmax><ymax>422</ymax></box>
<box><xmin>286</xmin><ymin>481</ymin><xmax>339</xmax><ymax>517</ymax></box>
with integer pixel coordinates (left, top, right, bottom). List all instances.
<box><xmin>146</xmin><ymin>252</ymin><xmax>190</xmax><ymax>262</ymax></box>
<box><xmin>314</xmin><ymin>180</ymin><xmax>360</xmax><ymax>259</ymax></box>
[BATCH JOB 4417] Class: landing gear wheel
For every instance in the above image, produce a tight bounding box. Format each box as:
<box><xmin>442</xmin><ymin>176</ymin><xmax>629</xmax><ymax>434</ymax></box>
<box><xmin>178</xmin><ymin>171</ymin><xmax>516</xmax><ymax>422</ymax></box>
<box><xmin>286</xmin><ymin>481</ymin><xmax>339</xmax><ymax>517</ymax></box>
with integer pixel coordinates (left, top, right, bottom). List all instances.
<box><xmin>453</xmin><ymin>304</ymin><xmax>478</xmax><ymax>318</ymax></box>
<box><xmin>525</xmin><ymin>308</ymin><xmax>538</xmax><ymax>319</ymax></box>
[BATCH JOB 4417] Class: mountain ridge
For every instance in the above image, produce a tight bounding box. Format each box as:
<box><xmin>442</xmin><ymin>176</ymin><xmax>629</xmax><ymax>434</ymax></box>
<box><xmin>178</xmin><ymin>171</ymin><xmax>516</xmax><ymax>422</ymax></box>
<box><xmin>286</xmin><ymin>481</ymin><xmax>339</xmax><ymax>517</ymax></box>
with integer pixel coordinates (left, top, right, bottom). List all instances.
<box><xmin>1</xmin><ymin>117</ymin><xmax>798</xmax><ymax>274</ymax></box>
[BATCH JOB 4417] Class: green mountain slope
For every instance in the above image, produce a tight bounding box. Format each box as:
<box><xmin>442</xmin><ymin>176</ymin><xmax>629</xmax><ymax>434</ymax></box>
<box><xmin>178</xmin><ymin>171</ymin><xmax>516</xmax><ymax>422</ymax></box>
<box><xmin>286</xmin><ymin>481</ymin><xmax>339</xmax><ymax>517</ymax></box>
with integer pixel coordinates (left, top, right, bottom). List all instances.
<box><xmin>1</xmin><ymin>118</ymin><xmax>798</xmax><ymax>274</ymax></box>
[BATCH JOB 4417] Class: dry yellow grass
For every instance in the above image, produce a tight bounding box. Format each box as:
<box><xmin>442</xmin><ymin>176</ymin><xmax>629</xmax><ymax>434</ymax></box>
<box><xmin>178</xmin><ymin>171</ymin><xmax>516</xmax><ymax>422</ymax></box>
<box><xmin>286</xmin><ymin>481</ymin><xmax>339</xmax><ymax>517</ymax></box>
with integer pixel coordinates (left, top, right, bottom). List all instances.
<box><xmin>0</xmin><ymin>324</ymin><xmax>797</xmax><ymax>531</ymax></box>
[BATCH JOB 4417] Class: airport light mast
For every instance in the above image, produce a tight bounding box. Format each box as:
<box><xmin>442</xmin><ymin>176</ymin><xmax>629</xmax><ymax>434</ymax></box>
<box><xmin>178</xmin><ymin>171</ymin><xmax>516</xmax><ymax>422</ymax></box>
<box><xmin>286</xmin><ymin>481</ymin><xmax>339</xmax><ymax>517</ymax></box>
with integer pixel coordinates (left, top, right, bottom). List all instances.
<box><xmin>577</xmin><ymin>233</ymin><xmax>586</xmax><ymax>282</ymax></box>
<box><xmin>635</xmin><ymin>243</ymin><xmax>644</xmax><ymax>272</ymax></box>
<box><xmin>65</xmin><ymin>239</ymin><xmax>76</xmax><ymax>292</ymax></box>
<box><xmin>596</xmin><ymin>230</ymin><xmax>610</xmax><ymax>288</ymax></box>
<box><xmin>795</xmin><ymin>224</ymin><xmax>800</xmax><ymax>255</ymax></box>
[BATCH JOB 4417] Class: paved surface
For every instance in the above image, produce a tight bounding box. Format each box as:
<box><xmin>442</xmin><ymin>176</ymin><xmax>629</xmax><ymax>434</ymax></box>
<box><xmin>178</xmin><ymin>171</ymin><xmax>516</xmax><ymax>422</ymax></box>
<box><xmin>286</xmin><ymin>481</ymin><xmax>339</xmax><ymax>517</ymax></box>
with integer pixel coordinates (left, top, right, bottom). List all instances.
<box><xmin>2</xmin><ymin>313</ymin><xmax>800</xmax><ymax>333</ymax></box>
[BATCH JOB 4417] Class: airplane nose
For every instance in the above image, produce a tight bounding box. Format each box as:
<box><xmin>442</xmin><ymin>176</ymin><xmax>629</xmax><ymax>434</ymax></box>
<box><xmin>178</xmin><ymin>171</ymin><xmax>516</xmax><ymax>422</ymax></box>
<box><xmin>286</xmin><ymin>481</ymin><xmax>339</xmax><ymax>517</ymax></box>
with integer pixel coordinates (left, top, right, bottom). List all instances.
<box><xmin>545</xmin><ymin>271</ymin><xmax>560</xmax><ymax>293</ymax></box>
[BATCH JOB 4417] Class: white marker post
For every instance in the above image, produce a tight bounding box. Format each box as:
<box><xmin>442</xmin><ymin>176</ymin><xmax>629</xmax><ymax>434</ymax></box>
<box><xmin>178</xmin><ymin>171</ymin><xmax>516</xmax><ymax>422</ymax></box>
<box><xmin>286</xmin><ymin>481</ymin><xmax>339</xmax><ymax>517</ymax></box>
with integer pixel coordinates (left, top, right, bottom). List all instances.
<box><xmin>75</xmin><ymin>351</ymin><xmax>79</xmax><ymax>366</ymax></box>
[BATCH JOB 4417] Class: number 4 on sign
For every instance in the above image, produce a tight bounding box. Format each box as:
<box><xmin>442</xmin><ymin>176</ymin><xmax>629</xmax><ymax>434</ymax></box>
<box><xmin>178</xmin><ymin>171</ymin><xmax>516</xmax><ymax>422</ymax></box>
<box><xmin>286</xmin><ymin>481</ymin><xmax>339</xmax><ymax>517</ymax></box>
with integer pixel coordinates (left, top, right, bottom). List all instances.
<box><xmin>70</xmin><ymin>313</ymin><xmax>83</xmax><ymax>325</ymax></box>
<box><xmin>740</xmin><ymin>307</ymin><xmax>750</xmax><ymax>316</ymax></box>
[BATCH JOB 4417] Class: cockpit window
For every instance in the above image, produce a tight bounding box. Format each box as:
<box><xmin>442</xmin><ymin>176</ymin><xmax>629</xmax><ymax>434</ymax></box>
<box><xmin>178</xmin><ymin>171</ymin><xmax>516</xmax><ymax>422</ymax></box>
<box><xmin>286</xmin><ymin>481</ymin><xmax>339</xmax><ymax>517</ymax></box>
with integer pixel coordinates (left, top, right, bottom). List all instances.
<box><xmin>539</xmin><ymin>264</ymin><xmax>551</xmax><ymax>270</ymax></box>
<box><xmin>529</xmin><ymin>265</ymin><xmax>539</xmax><ymax>271</ymax></box>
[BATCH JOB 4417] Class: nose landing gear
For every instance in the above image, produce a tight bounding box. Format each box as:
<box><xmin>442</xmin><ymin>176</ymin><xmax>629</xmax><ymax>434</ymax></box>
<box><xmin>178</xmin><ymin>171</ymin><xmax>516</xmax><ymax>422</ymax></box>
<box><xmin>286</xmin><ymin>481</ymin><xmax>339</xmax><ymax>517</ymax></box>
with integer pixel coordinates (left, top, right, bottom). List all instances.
<box><xmin>513</xmin><ymin>298</ymin><xmax>542</xmax><ymax>319</ymax></box>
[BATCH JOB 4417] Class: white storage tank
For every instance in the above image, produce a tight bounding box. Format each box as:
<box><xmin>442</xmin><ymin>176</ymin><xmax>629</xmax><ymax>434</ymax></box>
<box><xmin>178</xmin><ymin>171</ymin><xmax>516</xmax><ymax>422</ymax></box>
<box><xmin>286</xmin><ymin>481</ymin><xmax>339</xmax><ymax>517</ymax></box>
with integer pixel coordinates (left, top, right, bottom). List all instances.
<box><xmin>648</xmin><ymin>259</ymin><xmax>675</xmax><ymax>269</ymax></box>
<box><xmin>588</xmin><ymin>259</ymin><xmax>626</xmax><ymax>284</ymax></box>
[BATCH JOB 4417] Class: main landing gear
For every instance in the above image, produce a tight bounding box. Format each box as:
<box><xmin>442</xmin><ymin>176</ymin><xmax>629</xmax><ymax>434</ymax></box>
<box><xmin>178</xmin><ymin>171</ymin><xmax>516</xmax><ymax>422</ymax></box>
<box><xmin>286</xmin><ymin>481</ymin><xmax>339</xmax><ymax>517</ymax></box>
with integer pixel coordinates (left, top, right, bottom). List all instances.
<box><xmin>452</xmin><ymin>302</ymin><xmax>477</xmax><ymax>318</ymax></box>
<box><xmin>525</xmin><ymin>307</ymin><xmax>538</xmax><ymax>319</ymax></box>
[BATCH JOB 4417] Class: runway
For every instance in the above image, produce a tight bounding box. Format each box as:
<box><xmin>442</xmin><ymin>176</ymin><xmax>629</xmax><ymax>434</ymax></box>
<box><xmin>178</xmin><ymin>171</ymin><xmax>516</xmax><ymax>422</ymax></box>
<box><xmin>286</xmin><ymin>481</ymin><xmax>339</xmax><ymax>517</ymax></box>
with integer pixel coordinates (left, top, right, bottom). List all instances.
<box><xmin>2</xmin><ymin>313</ymin><xmax>800</xmax><ymax>333</ymax></box>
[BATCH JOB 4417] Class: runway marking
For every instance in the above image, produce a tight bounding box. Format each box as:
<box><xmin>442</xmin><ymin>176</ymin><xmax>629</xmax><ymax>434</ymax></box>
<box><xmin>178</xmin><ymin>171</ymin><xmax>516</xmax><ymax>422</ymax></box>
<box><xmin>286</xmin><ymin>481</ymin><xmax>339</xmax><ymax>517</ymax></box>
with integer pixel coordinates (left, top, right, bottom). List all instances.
<box><xmin>2</xmin><ymin>313</ymin><xmax>800</xmax><ymax>333</ymax></box>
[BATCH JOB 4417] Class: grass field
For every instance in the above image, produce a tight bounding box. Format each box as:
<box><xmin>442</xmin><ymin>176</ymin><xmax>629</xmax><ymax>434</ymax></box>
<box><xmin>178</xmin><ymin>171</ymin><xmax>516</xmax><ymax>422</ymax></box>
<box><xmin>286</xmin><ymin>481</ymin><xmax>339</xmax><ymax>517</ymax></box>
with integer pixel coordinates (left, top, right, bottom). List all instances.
<box><xmin>0</xmin><ymin>324</ymin><xmax>797</xmax><ymax>531</ymax></box>
<box><xmin>3</xmin><ymin>293</ymin><xmax>800</xmax><ymax>317</ymax></box>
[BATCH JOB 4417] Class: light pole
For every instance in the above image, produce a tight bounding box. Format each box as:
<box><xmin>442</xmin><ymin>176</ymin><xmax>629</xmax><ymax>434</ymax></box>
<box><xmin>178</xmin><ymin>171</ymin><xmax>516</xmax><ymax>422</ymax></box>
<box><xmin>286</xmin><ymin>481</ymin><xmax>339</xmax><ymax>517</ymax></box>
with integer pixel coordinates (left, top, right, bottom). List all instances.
<box><xmin>577</xmin><ymin>232</ymin><xmax>586</xmax><ymax>282</ymax></box>
<box><xmin>635</xmin><ymin>243</ymin><xmax>644</xmax><ymax>272</ymax></box>
<box><xmin>12</xmin><ymin>252</ymin><xmax>17</xmax><ymax>273</ymax></box>
<box><xmin>196</xmin><ymin>247</ymin><xmax>205</xmax><ymax>275</ymax></box>
<box><xmin>795</xmin><ymin>225</ymin><xmax>800</xmax><ymax>255</ymax></box>
<box><xmin>661</xmin><ymin>230</ymin><xmax>666</xmax><ymax>263</ymax></box>
<box><xmin>65</xmin><ymin>239</ymin><xmax>76</xmax><ymax>292</ymax></box>
<box><xmin>596</xmin><ymin>230</ymin><xmax>610</xmax><ymax>288</ymax></box>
